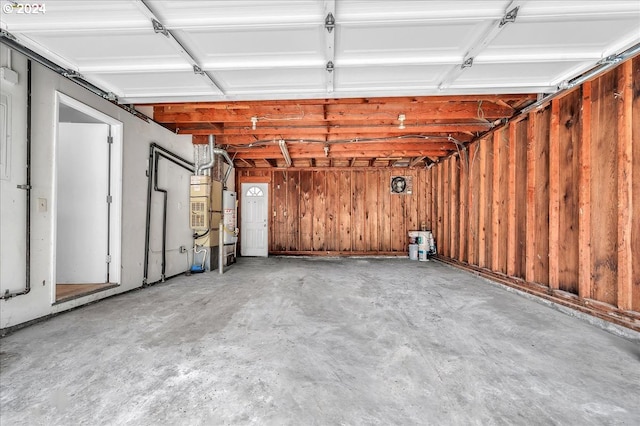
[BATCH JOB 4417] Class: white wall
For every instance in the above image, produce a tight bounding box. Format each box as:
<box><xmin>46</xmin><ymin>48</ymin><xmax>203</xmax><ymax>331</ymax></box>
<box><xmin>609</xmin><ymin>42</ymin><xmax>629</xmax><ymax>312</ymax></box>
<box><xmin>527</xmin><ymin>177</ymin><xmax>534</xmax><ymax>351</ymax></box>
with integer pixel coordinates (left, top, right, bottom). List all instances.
<box><xmin>0</xmin><ymin>46</ymin><xmax>27</xmax><ymax>315</ymax></box>
<box><xmin>0</xmin><ymin>46</ymin><xmax>194</xmax><ymax>329</ymax></box>
<box><xmin>147</xmin><ymin>155</ymin><xmax>193</xmax><ymax>282</ymax></box>
<box><xmin>56</xmin><ymin>123</ymin><xmax>110</xmax><ymax>284</ymax></box>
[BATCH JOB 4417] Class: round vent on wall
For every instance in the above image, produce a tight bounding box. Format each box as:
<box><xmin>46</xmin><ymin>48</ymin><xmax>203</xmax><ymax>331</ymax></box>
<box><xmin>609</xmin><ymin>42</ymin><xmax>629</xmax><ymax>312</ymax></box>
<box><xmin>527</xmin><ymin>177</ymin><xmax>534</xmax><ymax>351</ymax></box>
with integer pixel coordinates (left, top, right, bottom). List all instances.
<box><xmin>391</xmin><ymin>176</ymin><xmax>408</xmax><ymax>194</ymax></box>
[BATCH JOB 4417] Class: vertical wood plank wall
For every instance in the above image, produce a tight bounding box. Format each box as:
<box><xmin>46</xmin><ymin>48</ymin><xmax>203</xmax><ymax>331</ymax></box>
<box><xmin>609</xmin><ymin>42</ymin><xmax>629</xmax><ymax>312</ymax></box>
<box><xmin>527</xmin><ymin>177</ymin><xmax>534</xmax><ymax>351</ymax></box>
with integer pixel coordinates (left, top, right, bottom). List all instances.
<box><xmin>433</xmin><ymin>56</ymin><xmax>639</xmax><ymax>314</ymax></box>
<box><xmin>238</xmin><ymin>168</ymin><xmax>433</xmax><ymax>255</ymax></box>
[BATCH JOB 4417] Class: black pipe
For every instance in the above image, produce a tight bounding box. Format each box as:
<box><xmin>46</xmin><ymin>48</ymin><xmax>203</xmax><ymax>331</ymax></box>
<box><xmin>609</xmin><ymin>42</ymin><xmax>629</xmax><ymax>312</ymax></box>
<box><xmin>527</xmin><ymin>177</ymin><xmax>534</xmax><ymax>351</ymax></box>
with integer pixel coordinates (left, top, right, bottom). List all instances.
<box><xmin>145</xmin><ymin>270</ymin><xmax>193</xmax><ymax>287</ymax></box>
<box><xmin>153</xmin><ymin>153</ymin><xmax>168</xmax><ymax>281</ymax></box>
<box><xmin>142</xmin><ymin>143</ymin><xmax>194</xmax><ymax>286</ymax></box>
<box><xmin>150</xmin><ymin>142</ymin><xmax>193</xmax><ymax>166</ymax></box>
<box><xmin>142</xmin><ymin>145</ymin><xmax>154</xmax><ymax>286</ymax></box>
<box><xmin>1</xmin><ymin>59</ymin><xmax>31</xmax><ymax>300</ymax></box>
<box><xmin>25</xmin><ymin>59</ymin><xmax>31</xmax><ymax>295</ymax></box>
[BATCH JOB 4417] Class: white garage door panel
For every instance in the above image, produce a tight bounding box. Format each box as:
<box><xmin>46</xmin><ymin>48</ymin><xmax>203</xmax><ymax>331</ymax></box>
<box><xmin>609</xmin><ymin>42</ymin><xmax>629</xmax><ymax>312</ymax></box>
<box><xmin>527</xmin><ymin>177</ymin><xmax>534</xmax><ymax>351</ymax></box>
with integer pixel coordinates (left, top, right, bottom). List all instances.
<box><xmin>148</xmin><ymin>0</ymin><xmax>324</xmax><ymax>27</ymax></box>
<box><xmin>1</xmin><ymin>0</ymin><xmax>638</xmax><ymax>102</ymax></box>
<box><xmin>486</xmin><ymin>18</ymin><xmax>640</xmax><ymax>58</ymax></box>
<box><xmin>86</xmin><ymin>71</ymin><xmax>220</xmax><ymax>98</ymax></box>
<box><xmin>453</xmin><ymin>61</ymin><xmax>586</xmax><ymax>88</ymax></box>
<box><xmin>183</xmin><ymin>27</ymin><xmax>325</xmax><ymax>67</ymax></box>
<box><xmin>23</xmin><ymin>31</ymin><xmax>184</xmax><ymax>70</ymax></box>
<box><xmin>336</xmin><ymin>64</ymin><xmax>447</xmax><ymax>90</ymax></box>
<box><xmin>337</xmin><ymin>1</ymin><xmax>506</xmax><ymax>22</ymax></box>
<box><xmin>217</xmin><ymin>68</ymin><xmax>326</xmax><ymax>92</ymax></box>
<box><xmin>337</xmin><ymin>21</ymin><xmax>485</xmax><ymax>62</ymax></box>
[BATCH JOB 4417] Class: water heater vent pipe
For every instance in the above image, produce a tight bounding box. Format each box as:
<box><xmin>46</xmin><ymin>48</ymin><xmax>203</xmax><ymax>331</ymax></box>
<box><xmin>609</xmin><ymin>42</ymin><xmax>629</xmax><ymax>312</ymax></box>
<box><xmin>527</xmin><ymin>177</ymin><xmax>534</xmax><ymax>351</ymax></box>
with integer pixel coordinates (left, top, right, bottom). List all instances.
<box><xmin>195</xmin><ymin>135</ymin><xmax>215</xmax><ymax>175</ymax></box>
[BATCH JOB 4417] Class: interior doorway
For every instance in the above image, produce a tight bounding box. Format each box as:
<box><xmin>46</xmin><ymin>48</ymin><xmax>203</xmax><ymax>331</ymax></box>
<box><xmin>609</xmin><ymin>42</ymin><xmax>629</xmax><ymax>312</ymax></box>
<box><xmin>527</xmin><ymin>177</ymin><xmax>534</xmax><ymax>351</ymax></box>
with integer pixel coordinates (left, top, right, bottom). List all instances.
<box><xmin>53</xmin><ymin>93</ymin><xmax>122</xmax><ymax>303</ymax></box>
<box><xmin>240</xmin><ymin>183</ymin><xmax>269</xmax><ymax>257</ymax></box>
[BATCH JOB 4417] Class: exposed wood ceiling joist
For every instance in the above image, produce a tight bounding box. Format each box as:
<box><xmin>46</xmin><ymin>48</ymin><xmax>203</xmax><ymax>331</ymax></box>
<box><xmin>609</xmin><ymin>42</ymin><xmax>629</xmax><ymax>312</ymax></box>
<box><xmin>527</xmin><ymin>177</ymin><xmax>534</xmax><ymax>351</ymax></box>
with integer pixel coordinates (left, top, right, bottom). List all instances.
<box><xmin>152</xmin><ymin>95</ymin><xmax>533</xmax><ymax>168</ymax></box>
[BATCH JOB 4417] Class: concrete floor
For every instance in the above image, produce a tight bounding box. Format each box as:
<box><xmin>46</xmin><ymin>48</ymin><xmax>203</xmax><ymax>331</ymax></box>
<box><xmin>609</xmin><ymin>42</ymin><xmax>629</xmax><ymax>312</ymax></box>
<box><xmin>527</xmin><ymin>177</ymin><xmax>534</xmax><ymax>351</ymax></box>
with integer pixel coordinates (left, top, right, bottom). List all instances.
<box><xmin>1</xmin><ymin>257</ymin><xmax>639</xmax><ymax>425</ymax></box>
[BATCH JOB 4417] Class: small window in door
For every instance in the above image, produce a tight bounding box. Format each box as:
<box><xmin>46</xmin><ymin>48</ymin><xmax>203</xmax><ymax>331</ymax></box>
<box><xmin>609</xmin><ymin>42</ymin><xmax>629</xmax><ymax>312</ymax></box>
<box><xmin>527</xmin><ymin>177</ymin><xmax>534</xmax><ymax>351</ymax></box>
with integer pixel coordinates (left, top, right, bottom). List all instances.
<box><xmin>246</xmin><ymin>186</ymin><xmax>264</xmax><ymax>197</ymax></box>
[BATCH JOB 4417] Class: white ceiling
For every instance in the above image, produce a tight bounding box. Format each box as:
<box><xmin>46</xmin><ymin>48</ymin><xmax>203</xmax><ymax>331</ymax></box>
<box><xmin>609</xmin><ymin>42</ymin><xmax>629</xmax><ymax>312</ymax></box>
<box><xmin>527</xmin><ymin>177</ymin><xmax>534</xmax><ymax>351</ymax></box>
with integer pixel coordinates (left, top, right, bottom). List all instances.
<box><xmin>2</xmin><ymin>0</ymin><xmax>639</xmax><ymax>103</ymax></box>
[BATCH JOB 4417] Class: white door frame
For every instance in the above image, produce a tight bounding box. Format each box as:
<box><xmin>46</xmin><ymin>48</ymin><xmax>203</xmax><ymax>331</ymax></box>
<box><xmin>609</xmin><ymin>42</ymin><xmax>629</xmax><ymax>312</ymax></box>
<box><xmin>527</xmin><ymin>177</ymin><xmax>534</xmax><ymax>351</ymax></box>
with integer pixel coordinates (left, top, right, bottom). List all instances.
<box><xmin>52</xmin><ymin>92</ymin><xmax>123</xmax><ymax>303</ymax></box>
<box><xmin>241</xmin><ymin>182</ymin><xmax>269</xmax><ymax>257</ymax></box>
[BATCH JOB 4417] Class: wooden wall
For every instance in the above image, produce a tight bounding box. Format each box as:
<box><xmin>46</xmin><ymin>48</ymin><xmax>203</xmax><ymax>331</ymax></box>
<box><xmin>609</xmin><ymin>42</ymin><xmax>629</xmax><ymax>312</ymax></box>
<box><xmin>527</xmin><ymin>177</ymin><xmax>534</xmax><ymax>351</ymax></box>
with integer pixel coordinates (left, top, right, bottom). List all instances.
<box><xmin>430</xmin><ymin>56</ymin><xmax>640</xmax><ymax>314</ymax></box>
<box><xmin>237</xmin><ymin>168</ymin><xmax>433</xmax><ymax>255</ymax></box>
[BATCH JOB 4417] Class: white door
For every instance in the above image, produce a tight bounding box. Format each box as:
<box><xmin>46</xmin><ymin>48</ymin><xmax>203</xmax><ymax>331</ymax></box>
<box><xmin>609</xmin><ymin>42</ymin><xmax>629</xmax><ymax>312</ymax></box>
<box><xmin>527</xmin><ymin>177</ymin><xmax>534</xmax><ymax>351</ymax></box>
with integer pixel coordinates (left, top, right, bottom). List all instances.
<box><xmin>241</xmin><ymin>183</ymin><xmax>268</xmax><ymax>257</ymax></box>
<box><xmin>56</xmin><ymin>123</ymin><xmax>110</xmax><ymax>283</ymax></box>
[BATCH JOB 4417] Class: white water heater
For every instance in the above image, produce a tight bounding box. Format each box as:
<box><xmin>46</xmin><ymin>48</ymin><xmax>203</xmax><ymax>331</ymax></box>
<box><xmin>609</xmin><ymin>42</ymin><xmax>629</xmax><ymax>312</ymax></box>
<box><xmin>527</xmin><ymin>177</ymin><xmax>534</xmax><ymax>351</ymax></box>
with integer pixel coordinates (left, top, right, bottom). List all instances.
<box><xmin>223</xmin><ymin>191</ymin><xmax>237</xmax><ymax>244</ymax></box>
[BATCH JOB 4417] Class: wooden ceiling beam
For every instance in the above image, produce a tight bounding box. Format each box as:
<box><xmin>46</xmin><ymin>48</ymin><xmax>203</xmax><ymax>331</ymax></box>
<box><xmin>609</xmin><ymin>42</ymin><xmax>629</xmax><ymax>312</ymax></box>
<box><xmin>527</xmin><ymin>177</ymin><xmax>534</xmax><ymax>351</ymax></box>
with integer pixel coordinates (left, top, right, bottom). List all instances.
<box><xmin>195</xmin><ymin>135</ymin><xmax>463</xmax><ymax>146</ymax></box>
<box><xmin>409</xmin><ymin>156</ymin><xmax>426</xmax><ymax>167</ymax></box>
<box><xmin>329</xmin><ymin>141</ymin><xmax>458</xmax><ymax>152</ymax></box>
<box><xmin>230</xmin><ymin>147</ymin><xmax>450</xmax><ymax>160</ymax></box>
<box><xmin>149</xmin><ymin>94</ymin><xmax>535</xmax><ymax>110</ymax></box>
<box><xmin>154</xmin><ymin>106</ymin><xmax>325</xmax><ymax>123</ymax></box>
<box><xmin>155</xmin><ymin>100</ymin><xmax>517</xmax><ymax>124</ymax></box>
<box><xmin>157</xmin><ymin>105</ymin><xmax>507</xmax><ymax>124</ymax></box>
<box><xmin>181</xmin><ymin>123</ymin><xmax>491</xmax><ymax>136</ymax></box>
<box><xmin>227</xmin><ymin>141</ymin><xmax>457</xmax><ymax>152</ymax></box>
<box><xmin>324</xmin><ymin>102</ymin><xmax>513</xmax><ymax>121</ymax></box>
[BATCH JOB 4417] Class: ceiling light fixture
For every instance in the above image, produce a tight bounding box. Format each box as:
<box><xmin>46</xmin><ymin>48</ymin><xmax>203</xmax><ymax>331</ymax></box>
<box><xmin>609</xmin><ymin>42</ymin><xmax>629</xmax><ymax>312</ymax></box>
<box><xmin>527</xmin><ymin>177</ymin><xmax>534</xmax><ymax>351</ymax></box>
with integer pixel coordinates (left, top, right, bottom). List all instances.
<box><xmin>279</xmin><ymin>139</ymin><xmax>292</xmax><ymax>167</ymax></box>
<box><xmin>398</xmin><ymin>114</ymin><xmax>406</xmax><ymax>130</ymax></box>
<box><xmin>251</xmin><ymin>116</ymin><xmax>258</xmax><ymax>130</ymax></box>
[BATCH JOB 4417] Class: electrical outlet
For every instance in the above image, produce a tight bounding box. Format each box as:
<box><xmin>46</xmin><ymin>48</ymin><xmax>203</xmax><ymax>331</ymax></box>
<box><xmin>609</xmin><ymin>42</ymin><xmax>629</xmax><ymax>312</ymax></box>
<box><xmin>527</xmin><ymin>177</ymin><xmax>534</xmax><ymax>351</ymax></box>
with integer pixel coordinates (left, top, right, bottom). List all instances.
<box><xmin>179</xmin><ymin>246</ymin><xmax>187</xmax><ymax>253</ymax></box>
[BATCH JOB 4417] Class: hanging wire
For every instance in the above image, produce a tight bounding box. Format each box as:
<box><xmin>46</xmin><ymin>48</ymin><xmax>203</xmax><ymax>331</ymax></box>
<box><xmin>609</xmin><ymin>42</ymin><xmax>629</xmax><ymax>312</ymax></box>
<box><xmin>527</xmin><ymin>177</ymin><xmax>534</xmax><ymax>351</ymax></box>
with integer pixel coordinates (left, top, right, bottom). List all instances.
<box><xmin>226</xmin><ymin>134</ymin><xmax>456</xmax><ymax>148</ymax></box>
<box><xmin>477</xmin><ymin>100</ymin><xmax>485</xmax><ymax>120</ymax></box>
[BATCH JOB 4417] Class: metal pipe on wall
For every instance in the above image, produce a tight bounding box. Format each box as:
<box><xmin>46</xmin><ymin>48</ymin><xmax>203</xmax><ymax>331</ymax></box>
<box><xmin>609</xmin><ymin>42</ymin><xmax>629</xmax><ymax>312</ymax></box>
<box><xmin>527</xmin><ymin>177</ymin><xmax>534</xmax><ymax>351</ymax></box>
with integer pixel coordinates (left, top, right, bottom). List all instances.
<box><xmin>1</xmin><ymin>59</ymin><xmax>31</xmax><ymax>300</ymax></box>
<box><xmin>213</xmin><ymin>148</ymin><xmax>234</xmax><ymax>188</ymax></box>
<box><xmin>212</xmin><ymin>144</ymin><xmax>234</xmax><ymax>273</ymax></box>
<box><xmin>153</xmin><ymin>153</ymin><xmax>168</xmax><ymax>282</ymax></box>
<box><xmin>142</xmin><ymin>143</ymin><xmax>194</xmax><ymax>286</ymax></box>
<box><xmin>195</xmin><ymin>135</ymin><xmax>215</xmax><ymax>176</ymax></box>
<box><xmin>219</xmin><ymin>219</ymin><xmax>224</xmax><ymax>275</ymax></box>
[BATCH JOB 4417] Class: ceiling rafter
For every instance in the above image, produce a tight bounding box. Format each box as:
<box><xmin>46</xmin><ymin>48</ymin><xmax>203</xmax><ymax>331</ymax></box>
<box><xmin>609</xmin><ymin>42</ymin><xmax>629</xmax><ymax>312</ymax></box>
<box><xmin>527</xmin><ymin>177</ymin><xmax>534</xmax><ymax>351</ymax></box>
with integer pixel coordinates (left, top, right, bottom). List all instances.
<box><xmin>167</xmin><ymin>93</ymin><xmax>533</xmax><ymax>168</ymax></box>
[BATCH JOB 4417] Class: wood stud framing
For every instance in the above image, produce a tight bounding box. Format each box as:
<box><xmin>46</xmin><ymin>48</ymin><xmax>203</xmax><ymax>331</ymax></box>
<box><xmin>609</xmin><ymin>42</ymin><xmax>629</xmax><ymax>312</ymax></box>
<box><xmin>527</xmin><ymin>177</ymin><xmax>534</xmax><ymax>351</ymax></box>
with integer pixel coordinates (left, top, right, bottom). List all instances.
<box><xmin>422</xmin><ymin>57</ymin><xmax>637</xmax><ymax>326</ymax></box>
<box><xmin>491</xmin><ymin>131</ymin><xmax>500</xmax><ymax>271</ymax></box>
<box><xmin>525</xmin><ymin>112</ymin><xmax>537</xmax><ymax>283</ymax></box>
<box><xmin>617</xmin><ymin>60</ymin><xmax>633</xmax><ymax>311</ymax></box>
<box><xmin>549</xmin><ymin>100</ymin><xmax>561</xmax><ymax>290</ymax></box>
<box><xmin>578</xmin><ymin>82</ymin><xmax>592</xmax><ymax>300</ymax></box>
<box><xmin>458</xmin><ymin>150</ymin><xmax>468</xmax><ymax>263</ymax></box>
<box><xmin>506</xmin><ymin>122</ymin><xmax>517</xmax><ymax>276</ymax></box>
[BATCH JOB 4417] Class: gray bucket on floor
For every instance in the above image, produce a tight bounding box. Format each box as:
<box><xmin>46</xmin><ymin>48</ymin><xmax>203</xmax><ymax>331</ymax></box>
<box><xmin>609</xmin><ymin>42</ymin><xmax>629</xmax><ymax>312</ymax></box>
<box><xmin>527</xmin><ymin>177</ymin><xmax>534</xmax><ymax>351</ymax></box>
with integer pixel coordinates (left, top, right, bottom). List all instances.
<box><xmin>409</xmin><ymin>244</ymin><xmax>419</xmax><ymax>260</ymax></box>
